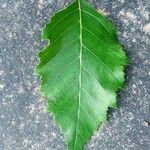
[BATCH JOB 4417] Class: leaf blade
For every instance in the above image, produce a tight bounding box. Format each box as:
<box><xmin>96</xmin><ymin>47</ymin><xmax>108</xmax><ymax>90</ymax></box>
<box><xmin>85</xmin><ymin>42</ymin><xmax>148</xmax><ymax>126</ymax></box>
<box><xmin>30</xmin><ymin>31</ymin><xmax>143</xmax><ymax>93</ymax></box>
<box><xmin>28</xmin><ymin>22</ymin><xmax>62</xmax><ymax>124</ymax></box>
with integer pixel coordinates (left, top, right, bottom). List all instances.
<box><xmin>35</xmin><ymin>0</ymin><xmax>128</xmax><ymax>149</ymax></box>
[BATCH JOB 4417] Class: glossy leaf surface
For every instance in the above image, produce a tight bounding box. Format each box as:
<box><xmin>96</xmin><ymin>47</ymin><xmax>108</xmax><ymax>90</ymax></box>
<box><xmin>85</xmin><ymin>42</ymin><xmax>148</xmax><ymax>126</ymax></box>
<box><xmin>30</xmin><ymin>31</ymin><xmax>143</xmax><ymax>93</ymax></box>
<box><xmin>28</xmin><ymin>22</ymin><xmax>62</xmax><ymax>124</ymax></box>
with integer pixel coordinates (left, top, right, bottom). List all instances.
<box><xmin>35</xmin><ymin>0</ymin><xmax>128</xmax><ymax>149</ymax></box>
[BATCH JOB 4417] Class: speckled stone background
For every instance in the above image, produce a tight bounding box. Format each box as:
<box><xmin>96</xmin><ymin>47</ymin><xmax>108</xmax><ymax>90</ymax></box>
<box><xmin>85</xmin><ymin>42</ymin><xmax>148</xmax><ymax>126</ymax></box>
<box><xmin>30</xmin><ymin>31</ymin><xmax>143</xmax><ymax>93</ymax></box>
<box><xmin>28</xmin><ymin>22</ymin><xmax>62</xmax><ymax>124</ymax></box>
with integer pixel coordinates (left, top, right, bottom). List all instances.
<box><xmin>0</xmin><ymin>0</ymin><xmax>150</xmax><ymax>150</ymax></box>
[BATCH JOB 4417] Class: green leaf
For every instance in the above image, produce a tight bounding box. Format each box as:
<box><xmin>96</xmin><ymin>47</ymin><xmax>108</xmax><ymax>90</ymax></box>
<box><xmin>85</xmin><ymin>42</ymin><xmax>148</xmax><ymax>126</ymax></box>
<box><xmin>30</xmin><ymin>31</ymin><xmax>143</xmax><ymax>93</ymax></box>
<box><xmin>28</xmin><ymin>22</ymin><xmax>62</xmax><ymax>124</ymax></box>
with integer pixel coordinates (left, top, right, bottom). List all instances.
<box><xmin>35</xmin><ymin>0</ymin><xmax>128</xmax><ymax>149</ymax></box>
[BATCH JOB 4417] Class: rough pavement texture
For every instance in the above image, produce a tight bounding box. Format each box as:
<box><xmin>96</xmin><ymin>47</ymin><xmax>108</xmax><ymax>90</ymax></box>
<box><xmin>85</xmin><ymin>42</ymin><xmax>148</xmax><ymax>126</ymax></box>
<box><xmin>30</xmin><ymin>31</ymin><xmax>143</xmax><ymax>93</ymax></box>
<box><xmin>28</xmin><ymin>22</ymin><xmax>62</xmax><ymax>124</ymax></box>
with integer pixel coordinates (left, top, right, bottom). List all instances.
<box><xmin>0</xmin><ymin>0</ymin><xmax>150</xmax><ymax>150</ymax></box>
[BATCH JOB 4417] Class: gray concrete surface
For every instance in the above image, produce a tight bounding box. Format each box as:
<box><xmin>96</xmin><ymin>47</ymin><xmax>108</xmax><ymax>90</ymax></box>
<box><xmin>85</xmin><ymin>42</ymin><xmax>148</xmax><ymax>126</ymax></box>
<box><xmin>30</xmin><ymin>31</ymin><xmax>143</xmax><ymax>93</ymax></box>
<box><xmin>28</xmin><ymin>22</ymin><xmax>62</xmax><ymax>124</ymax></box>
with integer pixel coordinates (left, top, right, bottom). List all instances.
<box><xmin>0</xmin><ymin>0</ymin><xmax>150</xmax><ymax>150</ymax></box>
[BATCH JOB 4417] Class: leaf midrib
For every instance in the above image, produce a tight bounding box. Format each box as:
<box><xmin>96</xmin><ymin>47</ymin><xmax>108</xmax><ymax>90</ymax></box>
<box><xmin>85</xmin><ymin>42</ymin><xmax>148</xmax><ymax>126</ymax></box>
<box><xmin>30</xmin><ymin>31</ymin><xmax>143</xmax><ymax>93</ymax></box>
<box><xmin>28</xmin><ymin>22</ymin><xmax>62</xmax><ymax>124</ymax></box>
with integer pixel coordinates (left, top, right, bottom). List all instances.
<box><xmin>73</xmin><ymin>0</ymin><xmax>82</xmax><ymax>149</ymax></box>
